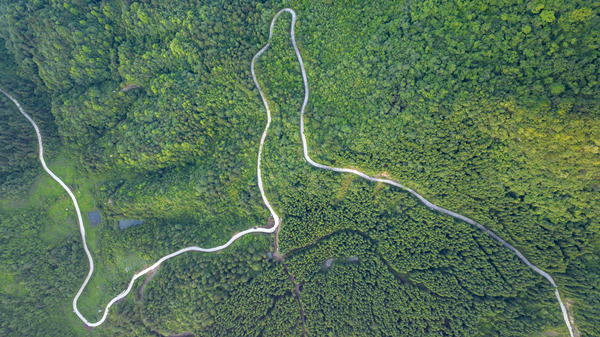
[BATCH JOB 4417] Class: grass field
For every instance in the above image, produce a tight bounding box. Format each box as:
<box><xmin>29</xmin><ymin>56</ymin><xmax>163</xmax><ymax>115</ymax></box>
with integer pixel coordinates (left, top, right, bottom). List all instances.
<box><xmin>0</xmin><ymin>147</ymin><xmax>152</xmax><ymax>333</ymax></box>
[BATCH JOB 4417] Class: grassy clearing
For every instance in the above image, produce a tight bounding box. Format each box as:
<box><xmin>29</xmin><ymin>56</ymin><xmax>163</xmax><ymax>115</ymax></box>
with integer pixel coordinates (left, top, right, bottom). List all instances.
<box><xmin>0</xmin><ymin>268</ymin><xmax>28</xmax><ymax>297</ymax></box>
<box><xmin>60</xmin><ymin>301</ymin><xmax>103</xmax><ymax>337</ymax></box>
<box><xmin>76</xmin><ymin>251</ymin><xmax>151</xmax><ymax>321</ymax></box>
<box><xmin>0</xmin><ymin>150</ymin><xmax>113</xmax><ymax>246</ymax></box>
<box><xmin>3</xmin><ymin>133</ymin><xmax>265</xmax><ymax>333</ymax></box>
<box><xmin>0</xmin><ymin>148</ymin><xmax>135</xmax><ymax>331</ymax></box>
<box><xmin>534</xmin><ymin>327</ymin><xmax>571</xmax><ymax>337</ymax></box>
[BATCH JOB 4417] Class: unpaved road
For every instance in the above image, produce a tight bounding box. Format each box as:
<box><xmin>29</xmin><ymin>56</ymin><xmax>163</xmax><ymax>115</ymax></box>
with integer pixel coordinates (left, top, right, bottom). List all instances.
<box><xmin>254</xmin><ymin>8</ymin><xmax>574</xmax><ymax>337</ymax></box>
<box><xmin>1</xmin><ymin>7</ymin><xmax>574</xmax><ymax>336</ymax></box>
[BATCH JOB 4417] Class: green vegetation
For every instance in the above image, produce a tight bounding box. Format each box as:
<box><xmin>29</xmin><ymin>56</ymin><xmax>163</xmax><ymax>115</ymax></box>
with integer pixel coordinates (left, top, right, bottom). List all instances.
<box><xmin>1</xmin><ymin>0</ymin><xmax>598</xmax><ymax>336</ymax></box>
<box><xmin>0</xmin><ymin>210</ymin><xmax>85</xmax><ymax>336</ymax></box>
<box><xmin>0</xmin><ymin>39</ymin><xmax>56</xmax><ymax>198</ymax></box>
<box><xmin>287</xmin><ymin>232</ymin><xmax>559</xmax><ymax>336</ymax></box>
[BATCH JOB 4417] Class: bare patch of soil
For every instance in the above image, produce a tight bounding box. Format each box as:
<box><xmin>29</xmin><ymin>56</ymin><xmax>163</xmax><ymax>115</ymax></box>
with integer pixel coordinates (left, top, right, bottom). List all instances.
<box><xmin>255</xmin><ymin>216</ymin><xmax>276</xmax><ymax>230</ymax></box>
<box><xmin>565</xmin><ymin>299</ymin><xmax>580</xmax><ymax>337</ymax></box>
<box><xmin>265</xmin><ymin>216</ymin><xmax>276</xmax><ymax>229</ymax></box>
<box><xmin>120</xmin><ymin>84</ymin><xmax>141</xmax><ymax>92</ymax></box>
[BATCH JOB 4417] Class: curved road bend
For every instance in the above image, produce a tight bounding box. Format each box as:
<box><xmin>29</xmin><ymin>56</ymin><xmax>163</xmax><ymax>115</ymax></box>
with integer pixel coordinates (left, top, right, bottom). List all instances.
<box><xmin>2</xmin><ymin>8</ymin><xmax>573</xmax><ymax>336</ymax></box>
<box><xmin>251</xmin><ymin>8</ymin><xmax>575</xmax><ymax>337</ymax></box>
<box><xmin>1</xmin><ymin>65</ymin><xmax>281</xmax><ymax>327</ymax></box>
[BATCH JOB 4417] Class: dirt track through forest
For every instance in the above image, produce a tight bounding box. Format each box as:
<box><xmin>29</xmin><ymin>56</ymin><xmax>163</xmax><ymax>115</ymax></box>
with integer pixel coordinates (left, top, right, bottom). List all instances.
<box><xmin>0</xmin><ymin>8</ymin><xmax>574</xmax><ymax>336</ymax></box>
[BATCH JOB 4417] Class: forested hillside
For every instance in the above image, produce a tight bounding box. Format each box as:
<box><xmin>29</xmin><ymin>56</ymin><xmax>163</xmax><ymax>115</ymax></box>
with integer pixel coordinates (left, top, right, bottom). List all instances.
<box><xmin>0</xmin><ymin>39</ymin><xmax>56</xmax><ymax>197</ymax></box>
<box><xmin>0</xmin><ymin>0</ymin><xmax>598</xmax><ymax>336</ymax></box>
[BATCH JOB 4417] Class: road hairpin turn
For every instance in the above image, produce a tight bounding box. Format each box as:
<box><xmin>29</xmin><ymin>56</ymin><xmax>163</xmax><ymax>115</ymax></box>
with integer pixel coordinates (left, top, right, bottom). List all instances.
<box><xmin>1</xmin><ymin>8</ymin><xmax>574</xmax><ymax>336</ymax></box>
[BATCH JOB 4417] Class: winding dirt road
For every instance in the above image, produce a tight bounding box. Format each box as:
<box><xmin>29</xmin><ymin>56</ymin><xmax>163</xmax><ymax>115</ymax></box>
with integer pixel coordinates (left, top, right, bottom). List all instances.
<box><xmin>1</xmin><ymin>8</ymin><xmax>573</xmax><ymax>336</ymax></box>
<box><xmin>1</xmin><ymin>65</ymin><xmax>281</xmax><ymax>327</ymax></box>
<box><xmin>252</xmin><ymin>8</ymin><xmax>573</xmax><ymax>336</ymax></box>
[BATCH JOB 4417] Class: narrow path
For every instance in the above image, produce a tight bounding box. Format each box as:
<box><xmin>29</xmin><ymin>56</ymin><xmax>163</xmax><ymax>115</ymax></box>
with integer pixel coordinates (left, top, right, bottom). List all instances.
<box><xmin>281</xmin><ymin>262</ymin><xmax>307</xmax><ymax>336</ymax></box>
<box><xmin>138</xmin><ymin>267</ymin><xmax>159</xmax><ymax>299</ymax></box>
<box><xmin>1</xmin><ymin>8</ymin><xmax>574</xmax><ymax>336</ymax></box>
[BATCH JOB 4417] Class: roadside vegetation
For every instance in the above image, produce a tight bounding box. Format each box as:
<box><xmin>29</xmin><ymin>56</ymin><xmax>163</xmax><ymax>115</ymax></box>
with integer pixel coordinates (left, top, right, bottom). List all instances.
<box><xmin>1</xmin><ymin>0</ymin><xmax>598</xmax><ymax>336</ymax></box>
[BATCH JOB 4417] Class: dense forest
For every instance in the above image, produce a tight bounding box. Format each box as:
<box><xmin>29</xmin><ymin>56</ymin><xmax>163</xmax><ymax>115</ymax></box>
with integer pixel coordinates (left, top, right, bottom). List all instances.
<box><xmin>0</xmin><ymin>39</ymin><xmax>57</xmax><ymax>197</ymax></box>
<box><xmin>1</xmin><ymin>0</ymin><xmax>598</xmax><ymax>336</ymax></box>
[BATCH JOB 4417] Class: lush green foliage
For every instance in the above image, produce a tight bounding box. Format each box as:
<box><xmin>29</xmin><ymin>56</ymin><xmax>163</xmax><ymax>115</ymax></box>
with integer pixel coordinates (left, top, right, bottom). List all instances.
<box><xmin>0</xmin><ymin>0</ymin><xmax>598</xmax><ymax>336</ymax></box>
<box><xmin>0</xmin><ymin>39</ymin><xmax>56</xmax><ymax>197</ymax></box>
<box><xmin>1</xmin><ymin>0</ymin><xmax>271</xmax><ymax>172</ymax></box>
<box><xmin>138</xmin><ymin>235</ymin><xmax>302</xmax><ymax>336</ymax></box>
<box><xmin>0</xmin><ymin>210</ymin><xmax>85</xmax><ymax>336</ymax></box>
<box><xmin>286</xmin><ymin>231</ymin><xmax>559</xmax><ymax>336</ymax></box>
<box><xmin>257</xmin><ymin>1</ymin><xmax>599</xmax><ymax>335</ymax></box>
